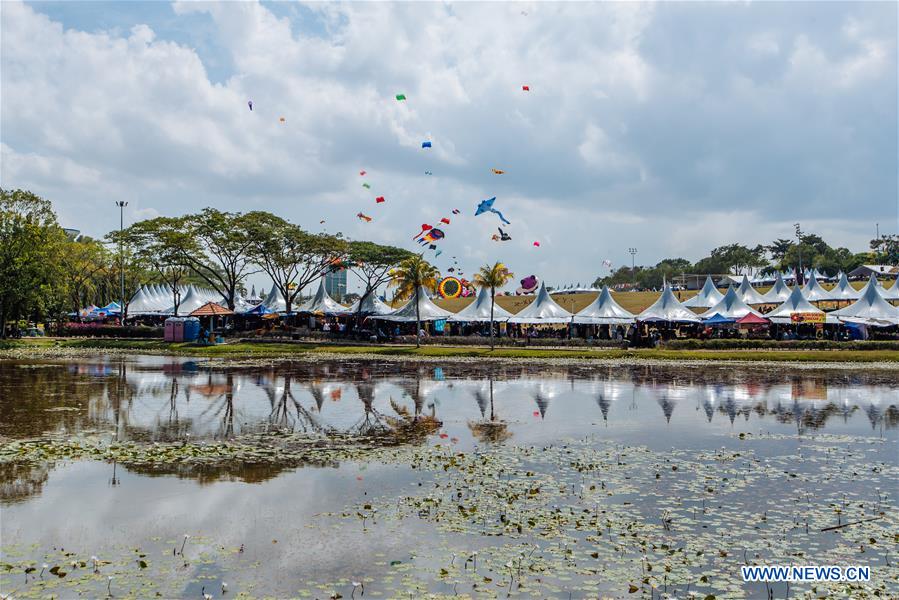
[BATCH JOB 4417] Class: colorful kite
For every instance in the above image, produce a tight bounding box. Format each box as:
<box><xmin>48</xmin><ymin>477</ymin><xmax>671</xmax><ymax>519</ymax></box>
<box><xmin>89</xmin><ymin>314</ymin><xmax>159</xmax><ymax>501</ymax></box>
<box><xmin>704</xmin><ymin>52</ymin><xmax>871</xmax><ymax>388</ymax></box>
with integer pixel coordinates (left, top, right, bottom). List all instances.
<box><xmin>248</xmin><ymin>100</ymin><xmax>253</xmax><ymax>111</ymax></box>
<box><xmin>491</xmin><ymin>168</ymin><xmax>505</xmax><ymax>175</ymax></box>
<box><xmin>279</xmin><ymin>117</ymin><xmax>286</xmax><ymax>123</ymax></box>
<box><xmin>438</xmin><ymin>277</ymin><xmax>463</xmax><ymax>299</ymax></box>
<box><xmin>375</xmin><ymin>196</ymin><xmax>385</xmax><ymax>203</ymax></box>
<box><xmin>474</xmin><ymin>197</ymin><xmax>511</xmax><ymax>225</ymax></box>
<box><xmin>396</xmin><ymin>94</ymin><xmax>406</xmax><ymax>101</ymax></box>
<box><xmin>522</xmin><ymin>85</ymin><xmax>530</xmax><ymax>91</ymax></box>
<box><xmin>491</xmin><ymin>227</ymin><xmax>511</xmax><ymax>242</ymax></box>
<box><xmin>452</xmin><ymin>209</ymin><xmax>460</xmax><ymax>215</ymax></box>
<box><xmin>440</xmin><ymin>217</ymin><xmax>450</xmax><ymax>225</ymax></box>
<box><xmin>533</xmin><ymin>241</ymin><xmax>540</xmax><ymax>247</ymax></box>
<box><xmin>422</xmin><ymin>141</ymin><xmax>432</xmax><ymax>148</ymax></box>
<box><xmin>412</xmin><ymin>224</ymin><xmax>433</xmax><ymax>240</ymax></box>
<box><xmin>435</xmin><ymin>249</ymin><xmax>443</xmax><ymax>257</ymax></box>
<box><xmin>362</xmin><ymin>183</ymin><xmax>371</xmax><ymax>189</ymax></box>
<box><xmin>357</xmin><ymin>212</ymin><xmax>372</xmax><ymax>222</ymax></box>
<box><xmin>417</xmin><ymin>228</ymin><xmax>445</xmax><ymax>245</ymax></box>
<box><xmin>359</xmin><ymin>170</ymin><xmax>366</xmax><ymax>176</ymax></box>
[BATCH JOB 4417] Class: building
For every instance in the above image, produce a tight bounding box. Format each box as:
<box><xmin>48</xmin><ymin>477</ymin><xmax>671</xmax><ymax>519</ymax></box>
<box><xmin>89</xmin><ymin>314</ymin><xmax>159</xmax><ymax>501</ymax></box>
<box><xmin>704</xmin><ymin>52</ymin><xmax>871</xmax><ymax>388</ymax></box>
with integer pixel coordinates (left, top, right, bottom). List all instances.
<box><xmin>324</xmin><ymin>268</ymin><xmax>347</xmax><ymax>302</ymax></box>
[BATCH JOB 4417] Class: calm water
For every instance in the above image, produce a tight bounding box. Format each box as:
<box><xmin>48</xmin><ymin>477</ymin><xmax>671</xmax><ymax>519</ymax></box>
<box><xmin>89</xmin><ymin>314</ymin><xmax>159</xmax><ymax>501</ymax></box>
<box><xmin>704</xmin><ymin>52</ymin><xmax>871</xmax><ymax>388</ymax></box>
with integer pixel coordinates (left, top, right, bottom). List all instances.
<box><xmin>1</xmin><ymin>355</ymin><xmax>897</xmax><ymax>598</ymax></box>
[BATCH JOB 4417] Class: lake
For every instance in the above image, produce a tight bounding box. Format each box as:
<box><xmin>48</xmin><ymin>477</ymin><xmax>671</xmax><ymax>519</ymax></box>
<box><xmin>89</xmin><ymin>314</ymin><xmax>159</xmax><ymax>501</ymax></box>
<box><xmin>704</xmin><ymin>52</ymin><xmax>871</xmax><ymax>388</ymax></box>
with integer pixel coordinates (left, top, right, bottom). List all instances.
<box><xmin>1</xmin><ymin>355</ymin><xmax>897</xmax><ymax>598</ymax></box>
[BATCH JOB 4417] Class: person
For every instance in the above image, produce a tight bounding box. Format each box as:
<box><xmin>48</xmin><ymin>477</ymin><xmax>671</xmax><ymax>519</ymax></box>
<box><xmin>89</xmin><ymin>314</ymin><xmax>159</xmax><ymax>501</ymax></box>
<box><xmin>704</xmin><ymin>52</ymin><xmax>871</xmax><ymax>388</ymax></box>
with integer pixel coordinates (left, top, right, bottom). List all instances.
<box><xmin>323</xmin><ymin>321</ymin><xmax>331</xmax><ymax>333</ymax></box>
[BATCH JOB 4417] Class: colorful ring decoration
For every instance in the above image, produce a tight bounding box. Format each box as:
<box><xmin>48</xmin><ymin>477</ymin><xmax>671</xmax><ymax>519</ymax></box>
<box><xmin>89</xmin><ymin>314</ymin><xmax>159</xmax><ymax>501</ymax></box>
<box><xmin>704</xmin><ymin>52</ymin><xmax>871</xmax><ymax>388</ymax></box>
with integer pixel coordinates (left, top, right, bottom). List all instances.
<box><xmin>438</xmin><ymin>277</ymin><xmax>463</xmax><ymax>299</ymax></box>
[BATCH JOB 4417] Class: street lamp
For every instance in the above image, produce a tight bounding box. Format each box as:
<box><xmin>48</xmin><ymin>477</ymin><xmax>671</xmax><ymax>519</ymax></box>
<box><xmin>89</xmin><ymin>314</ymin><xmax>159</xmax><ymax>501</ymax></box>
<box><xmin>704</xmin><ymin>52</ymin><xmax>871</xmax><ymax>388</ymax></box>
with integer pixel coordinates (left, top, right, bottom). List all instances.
<box><xmin>793</xmin><ymin>223</ymin><xmax>803</xmax><ymax>285</ymax></box>
<box><xmin>628</xmin><ymin>248</ymin><xmax>637</xmax><ymax>288</ymax></box>
<box><xmin>115</xmin><ymin>201</ymin><xmax>128</xmax><ymax>322</ymax></box>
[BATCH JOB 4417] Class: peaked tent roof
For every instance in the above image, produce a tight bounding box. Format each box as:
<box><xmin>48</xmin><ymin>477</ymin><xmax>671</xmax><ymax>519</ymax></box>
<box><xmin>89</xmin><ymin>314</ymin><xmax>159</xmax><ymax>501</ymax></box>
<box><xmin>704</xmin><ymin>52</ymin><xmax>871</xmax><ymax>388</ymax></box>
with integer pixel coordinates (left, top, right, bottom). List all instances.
<box><xmin>345</xmin><ymin>290</ymin><xmax>395</xmax><ymax>316</ymax></box>
<box><xmin>377</xmin><ymin>286</ymin><xmax>454</xmax><ymax>322</ymax></box>
<box><xmin>736</xmin><ymin>275</ymin><xmax>769</xmax><ymax>305</ymax></box>
<box><xmin>637</xmin><ymin>283</ymin><xmax>701</xmax><ymax>323</ymax></box>
<box><xmin>127</xmin><ymin>287</ymin><xmax>160</xmax><ymax>315</ymax></box>
<box><xmin>830</xmin><ymin>275</ymin><xmax>899</xmax><ymax>326</ymax></box>
<box><xmin>801</xmin><ymin>273</ymin><xmax>834</xmax><ymax>302</ymax></box>
<box><xmin>736</xmin><ymin>312</ymin><xmax>769</xmax><ymax>325</ymax></box>
<box><xmin>704</xmin><ymin>313</ymin><xmax>735</xmax><ymax>325</ymax></box>
<box><xmin>881</xmin><ymin>274</ymin><xmax>899</xmax><ymax>301</ymax></box>
<box><xmin>572</xmin><ymin>286</ymin><xmax>635</xmax><ymax>324</ymax></box>
<box><xmin>831</xmin><ymin>272</ymin><xmax>862</xmax><ymax>301</ymax></box>
<box><xmin>700</xmin><ymin>286</ymin><xmax>763</xmax><ymax>319</ymax></box>
<box><xmin>508</xmin><ymin>282</ymin><xmax>573</xmax><ymax>323</ymax></box>
<box><xmin>165</xmin><ymin>285</ymin><xmax>206</xmax><ymax>315</ymax></box>
<box><xmin>449</xmin><ymin>286</ymin><xmax>513</xmax><ymax>322</ymax></box>
<box><xmin>299</xmin><ymin>281</ymin><xmax>347</xmax><ymax>315</ymax></box>
<box><xmin>259</xmin><ymin>286</ymin><xmax>287</xmax><ymax>313</ymax></box>
<box><xmin>762</xmin><ymin>272</ymin><xmax>793</xmax><ymax>303</ymax></box>
<box><xmin>683</xmin><ymin>275</ymin><xmax>725</xmax><ymax>308</ymax></box>
<box><xmin>766</xmin><ymin>286</ymin><xmax>824</xmax><ymax>323</ymax></box>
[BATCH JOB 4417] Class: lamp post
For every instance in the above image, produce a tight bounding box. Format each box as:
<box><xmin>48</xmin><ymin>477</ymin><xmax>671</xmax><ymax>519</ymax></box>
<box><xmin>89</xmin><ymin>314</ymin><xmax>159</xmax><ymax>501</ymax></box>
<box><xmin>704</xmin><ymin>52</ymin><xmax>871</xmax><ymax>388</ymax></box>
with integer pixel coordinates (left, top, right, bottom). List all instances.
<box><xmin>793</xmin><ymin>223</ymin><xmax>803</xmax><ymax>285</ymax></box>
<box><xmin>628</xmin><ymin>248</ymin><xmax>637</xmax><ymax>288</ymax></box>
<box><xmin>115</xmin><ymin>201</ymin><xmax>128</xmax><ymax>322</ymax></box>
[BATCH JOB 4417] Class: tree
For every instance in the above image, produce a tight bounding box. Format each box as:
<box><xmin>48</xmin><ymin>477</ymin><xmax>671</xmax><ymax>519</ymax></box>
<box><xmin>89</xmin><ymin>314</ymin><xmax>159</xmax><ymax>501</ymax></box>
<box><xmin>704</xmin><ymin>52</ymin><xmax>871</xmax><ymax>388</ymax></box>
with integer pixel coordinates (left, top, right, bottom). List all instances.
<box><xmin>388</xmin><ymin>254</ymin><xmax>440</xmax><ymax>348</ymax></box>
<box><xmin>112</xmin><ymin>217</ymin><xmax>193</xmax><ymax>316</ymax></box>
<box><xmin>0</xmin><ymin>189</ymin><xmax>68</xmax><ymax>336</ymax></box>
<box><xmin>472</xmin><ymin>262</ymin><xmax>515</xmax><ymax>350</ymax></box>
<box><xmin>247</xmin><ymin>214</ymin><xmax>348</xmax><ymax>314</ymax></box>
<box><xmin>58</xmin><ymin>236</ymin><xmax>111</xmax><ymax>313</ymax></box>
<box><xmin>871</xmin><ymin>235</ymin><xmax>899</xmax><ymax>265</ymax></box>
<box><xmin>767</xmin><ymin>239</ymin><xmax>794</xmax><ymax>262</ymax></box>
<box><xmin>346</xmin><ymin>241</ymin><xmax>413</xmax><ymax>324</ymax></box>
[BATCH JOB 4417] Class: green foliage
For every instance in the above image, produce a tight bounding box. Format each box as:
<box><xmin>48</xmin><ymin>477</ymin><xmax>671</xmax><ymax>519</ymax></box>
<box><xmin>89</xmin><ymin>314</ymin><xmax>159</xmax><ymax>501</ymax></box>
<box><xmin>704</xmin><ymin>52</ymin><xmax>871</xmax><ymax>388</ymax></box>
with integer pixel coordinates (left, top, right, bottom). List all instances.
<box><xmin>346</xmin><ymin>241</ymin><xmax>413</xmax><ymax>312</ymax></box>
<box><xmin>388</xmin><ymin>254</ymin><xmax>440</xmax><ymax>347</ymax></box>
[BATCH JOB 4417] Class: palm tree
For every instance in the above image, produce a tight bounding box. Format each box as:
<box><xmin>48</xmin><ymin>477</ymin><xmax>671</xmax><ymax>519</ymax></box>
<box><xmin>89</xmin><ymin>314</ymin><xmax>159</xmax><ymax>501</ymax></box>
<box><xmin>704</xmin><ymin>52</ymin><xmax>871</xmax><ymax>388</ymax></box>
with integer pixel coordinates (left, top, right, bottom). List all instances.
<box><xmin>473</xmin><ymin>262</ymin><xmax>515</xmax><ymax>350</ymax></box>
<box><xmin>389</xmin><ymin>254</ymin><xmax>440</xmax><ymax>348</ymax></box>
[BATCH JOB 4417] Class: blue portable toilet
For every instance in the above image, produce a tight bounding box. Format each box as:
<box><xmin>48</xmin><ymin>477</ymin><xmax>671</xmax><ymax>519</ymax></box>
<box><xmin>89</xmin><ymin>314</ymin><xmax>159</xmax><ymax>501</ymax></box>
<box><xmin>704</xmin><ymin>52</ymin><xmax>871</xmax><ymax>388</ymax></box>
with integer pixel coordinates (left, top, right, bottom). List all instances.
<box><xmin>183</xmin><ymin>317</ymin><xmax>201</xmax><ymax>342</ymax></box>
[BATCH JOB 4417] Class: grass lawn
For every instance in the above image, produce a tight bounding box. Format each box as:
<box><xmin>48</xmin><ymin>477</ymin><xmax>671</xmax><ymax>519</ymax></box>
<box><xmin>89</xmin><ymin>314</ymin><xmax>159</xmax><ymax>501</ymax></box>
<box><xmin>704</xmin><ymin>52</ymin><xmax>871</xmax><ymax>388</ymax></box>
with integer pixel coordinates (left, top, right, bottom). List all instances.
<box><xmin>5</xmin><ymin>338</ymin><xmax>896</xmax><ymax>363</ymax></box>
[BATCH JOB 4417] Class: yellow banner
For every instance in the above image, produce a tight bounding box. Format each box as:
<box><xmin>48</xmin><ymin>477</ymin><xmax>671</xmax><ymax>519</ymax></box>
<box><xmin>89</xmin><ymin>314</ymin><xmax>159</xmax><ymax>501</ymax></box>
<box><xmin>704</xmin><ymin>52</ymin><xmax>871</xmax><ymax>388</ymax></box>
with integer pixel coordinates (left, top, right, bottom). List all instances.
<box><xmin>790</xmin><ymin>312</ymin><xmax>825</xmax><ymax>324</ymax></box>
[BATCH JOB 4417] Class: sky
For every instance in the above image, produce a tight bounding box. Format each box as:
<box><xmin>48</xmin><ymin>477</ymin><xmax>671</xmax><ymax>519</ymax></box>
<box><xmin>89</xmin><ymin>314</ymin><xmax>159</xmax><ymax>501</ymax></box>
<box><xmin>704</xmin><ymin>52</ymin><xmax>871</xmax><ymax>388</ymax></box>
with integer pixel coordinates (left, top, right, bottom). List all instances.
<box><xmin>2</xmin><ymin>1</ymin><xmax>897</xmax><ymax>294</ymax></box>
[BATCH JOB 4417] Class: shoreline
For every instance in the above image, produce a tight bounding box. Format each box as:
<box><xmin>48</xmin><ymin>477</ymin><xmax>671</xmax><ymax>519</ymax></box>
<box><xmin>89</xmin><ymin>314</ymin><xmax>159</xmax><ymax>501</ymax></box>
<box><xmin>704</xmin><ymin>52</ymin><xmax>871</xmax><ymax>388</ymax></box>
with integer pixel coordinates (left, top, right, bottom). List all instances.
<box><xmin>2</xmin><ymin>338</ymin><xmax>898</xmax><ymax>369</ymax></box>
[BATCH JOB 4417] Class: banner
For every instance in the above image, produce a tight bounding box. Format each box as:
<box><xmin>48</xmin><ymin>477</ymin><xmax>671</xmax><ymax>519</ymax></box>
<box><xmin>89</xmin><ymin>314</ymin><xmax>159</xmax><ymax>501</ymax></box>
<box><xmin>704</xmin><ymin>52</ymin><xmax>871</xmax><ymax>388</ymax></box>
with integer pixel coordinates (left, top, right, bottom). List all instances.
<box><xmin>790</xmin><ymin>312</ymin><xmax>825</xmax><ymax>324</ymax></box>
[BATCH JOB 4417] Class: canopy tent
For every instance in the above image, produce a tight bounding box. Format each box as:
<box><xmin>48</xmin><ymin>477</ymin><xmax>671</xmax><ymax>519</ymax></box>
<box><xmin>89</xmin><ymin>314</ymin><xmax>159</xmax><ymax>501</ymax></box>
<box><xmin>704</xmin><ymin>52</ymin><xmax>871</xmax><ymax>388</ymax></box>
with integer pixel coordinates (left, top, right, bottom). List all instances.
<box><xmin>881</xmin><ymin>274</ymin><xmax>899</xmax><ymax>301</ymax></box>
<box><xmin>246</xmin><ymin>285</ymin><xmax>262</xmax><ymax>305</ymax></box>
<box><xmin>700</xmin><ymin>286</ymin><xmax>763</xmax><ymax>320</ymax></box>
<box><xmin>831</xmin><ymin>272</ymin><xmax>862</xmax><ymax>301</ymax></box>
<box><xmin>90</xmin><ymin>301</ymin><xmax>121</xmax><ymax>317</ymax></box>
<box><xmin>637</xmin><ymin>283</ymin><xmax>701</xmax><ymax>323</ymax></box>
<box><xmin>163</xmin><ymin>285</ymin><xmax>206</xmax><ymax>315</ymax></box>
<box><xmin>736</xmin><ymin>313</ymin><xmax>769</xmax><ymax>325</ymax></box>
<box><xmin>830</xmin><ymin>275</ymin><xmax>899</xmax><ymax>326</ymax></box>
<box><xmin>704</xmin><ymin>313</ymin><xmax>735</xmax><ymax>325</ymax></box>
<box><xmin>376</xmin><ymin>286</ymin><xmax>453</xmax><ymax>322</ymax></box>
<box><xmin>735</xmin><ymin>275</ymin><xmax>768</xmax><ymax>305</ymax></box>
<box><xmin>448</xmin><ymin>286</ymin><xmax>513</xmax><ymax>322</ymax></box>
<box><xmin>761</xmin><ymin>272</ymin><xmax>792</xmax><ymax>303</ymax></box>
<box><xmin>801</xmin><ymin>273</ymin><xmax>834</xmax><ymax>302</ymax></box>
<box><xmin>299</xmin><ymin>281</ymin><xmax>347</xmax><ymax>315</ymax></box>
<box><xmin>682</xmin><ymin>275</ymin><xmax>724</xmax><ymax>308</ymax></box>
<box><xmin>572</xmin><ymin>286</ymin><xmax>635</xmax><ymax>324</ymax></box>
<box><xmin>508</xmin><ymin>282</ymin><xmax>573</xmax><ymax>324</ymax></box>
<box><xmin>242</xmin><ymin>302</ymin><xmax>274</xmax><ymax>316</ymax></box>
<box><xmin>127</xmin><ymin>286</ymin><xmax>162</xmax><ymax>315</ymax></box>
<box><xmin>765</xmin><ymin>286</ymin><xmax>824</xmax><ymax>324</ymax></box>
<box><xmin>345</xmin><ymin>290</ymin><xmax>395</xmax><ymax>317</ymax></box>
<box><xmin>258</xmin><ymin>286</ymin><xmax>287</xmax><ymax>313</ymax></box>
<box><xmin>190</xmin><ymin>302</ymin><xmax>234</xmax><ymax>317</ymax></box>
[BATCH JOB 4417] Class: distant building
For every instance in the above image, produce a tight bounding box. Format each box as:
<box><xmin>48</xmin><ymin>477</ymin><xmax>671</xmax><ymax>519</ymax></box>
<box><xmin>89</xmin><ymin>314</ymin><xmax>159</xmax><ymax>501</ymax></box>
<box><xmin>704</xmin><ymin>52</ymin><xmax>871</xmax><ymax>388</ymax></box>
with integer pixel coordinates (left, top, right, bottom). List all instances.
<box><xmin>848</xmin><ymin>264</ymin><xmax>898</xmax><ymax>279</ymax></box>
<box><xmin>324</xmin><ymin>269</ymin><xmax>347</xmax><ymax>302</ymax></box>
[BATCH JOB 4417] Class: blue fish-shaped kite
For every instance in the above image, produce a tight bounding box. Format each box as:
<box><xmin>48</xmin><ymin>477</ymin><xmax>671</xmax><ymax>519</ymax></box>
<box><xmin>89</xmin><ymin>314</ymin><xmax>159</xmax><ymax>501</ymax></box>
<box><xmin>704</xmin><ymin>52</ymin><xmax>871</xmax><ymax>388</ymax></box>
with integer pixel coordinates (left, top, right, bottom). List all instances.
<box><xmin>474</xmin><ymin>197</ymin><xmax>511</xmax><ymax>225</ymax></box>
<box><xmin>422</xmin><ymin>141</ymin><xmax>432</xmax><ymax>148</ymax></box>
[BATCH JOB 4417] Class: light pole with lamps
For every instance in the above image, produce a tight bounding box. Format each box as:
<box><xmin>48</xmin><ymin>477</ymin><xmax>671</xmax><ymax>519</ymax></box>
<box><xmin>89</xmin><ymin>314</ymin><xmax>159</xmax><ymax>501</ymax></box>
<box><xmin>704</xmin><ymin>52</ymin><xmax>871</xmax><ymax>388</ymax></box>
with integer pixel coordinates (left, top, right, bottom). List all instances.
<box><xmin>115</xmin><ymin>201</ymin><xmax>128</xmax><ymax>322</ymax></box>
<box><xmin>628</xmin><ymin>248</ymin><xmax>637</xmax><ymax>288</ymax></box>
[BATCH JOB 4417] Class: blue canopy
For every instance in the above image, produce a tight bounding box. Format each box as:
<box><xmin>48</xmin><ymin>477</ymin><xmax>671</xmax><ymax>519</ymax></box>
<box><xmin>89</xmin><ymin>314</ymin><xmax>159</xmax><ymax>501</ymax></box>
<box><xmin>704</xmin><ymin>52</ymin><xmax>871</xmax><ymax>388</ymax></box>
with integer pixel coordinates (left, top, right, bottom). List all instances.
<box><xmin>243</xmin><ymin>303</ymin><xmax>273</xmax><ymax>316</ymax></box>
<box><xmin>704</xmin><ymin>312</ymin><xmax>735</xmax><ymax>325</ymax></box>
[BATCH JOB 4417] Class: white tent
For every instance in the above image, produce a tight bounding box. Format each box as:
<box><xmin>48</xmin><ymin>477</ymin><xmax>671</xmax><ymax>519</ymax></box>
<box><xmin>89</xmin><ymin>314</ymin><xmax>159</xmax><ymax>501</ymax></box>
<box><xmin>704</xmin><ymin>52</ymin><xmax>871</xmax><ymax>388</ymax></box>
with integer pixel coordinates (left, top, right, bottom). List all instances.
<box><xmin>299</xmin><ymin>281</ymin><xmax>347</xmax><ymax>315</ymax></box>
<box><xmin>127</xmin><ymin>286</ymin><xmax>162</xmax><ymax>315</ymax></box>
<box><xmin>765</xmin><ymin>286</ymin><xmax>825</xmax><ymax>324</ymax></box>
<box><xmin>761</xmin><ymin>272</ymin><xmax>792</xmax><ymax>303</ymax></box>
<box><xmin>830</xmin><ymin>275</ymin><xmax>899</xmax><ymax>327</ymax></box>
<box><xmin>637</xmin><ymin>283</ymin><xmax>701</xmax><ymax>323</ymax></box>
<box><xmin>831</xmin><ymin>272</ymin><xmax>862</xmax><ymax>301</ymax></box>
<box><xmin>448</xmin><ymin>286</ymin><xmax>513</xmax><ymax>322</ymax></box>
<box><xmin>683</xmin><ymin>275</ymin><xmax>724</xmax><ymax>308</ymax></box>
<box><xmin>508</xmin><ymin>282</ymin><xmax>573</xmax><ymax>324</ymax></box>
<box><xmin>573</xmin><ymin>286</ymin><xmax>635</xmax><ymax>324</ymax></box>
<box><xmin>700</xmin><ymin>286</ymin><xmax>763</xmax><ymax>320</ymax></box>
<box><xmin>801</xmin><ymin>273</ymin><xmax>834</xmax><ymax>302</ymax></box>
<box><xmin>377</xmin><ymin>286</ymin><xmax>453</xmax><ymax>322</ymax></box>
<box><xmin>259</xmin><ymin>286</ymin><xmax>288</xmax><ymax>313</ymax></box>
<box><xmin>345</xmin><ymin>290</ymin><xmax>395</xmax><ymax>317</ymax></box>
<box><xmin>881</xmin><ymin>275</ymin><xmax>899</xmax><ymax>301</ymax></box>
<box><xmin>735</xmin><ymin>275</ymin><xmax>768</xmax><ymax>305</ymax></box>
<box><xmin>164</xmin><ymin>285</ymin><xmax>206</xmax><ymax>315</ymax></box>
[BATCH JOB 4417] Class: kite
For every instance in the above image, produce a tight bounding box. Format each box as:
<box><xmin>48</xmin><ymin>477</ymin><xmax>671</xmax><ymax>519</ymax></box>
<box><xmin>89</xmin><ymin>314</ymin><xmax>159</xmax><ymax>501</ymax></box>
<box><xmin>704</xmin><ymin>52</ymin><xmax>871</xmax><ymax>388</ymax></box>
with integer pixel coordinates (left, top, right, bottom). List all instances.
<box><xmin>516</xmin><ymin>275</ymin><xmax>539</xmax><ymax>295</ymax></box>
<box><xmin>428</xmin><ymin>244</ymin><xmax>437</xmax><ymax>250</ymax></box>
<box><xmin>417</xmin><ymin>228</ymin><xmax>445</xmax><ymax>245</ymax></box>
<box><xmin>447</xmin><ymin>267</ymin><xmax>455</xmax><ymax>273</ymax></box>
<box><xmin>474</xmin><ymin>197</ymin><xmax>511</xmax><ymax>225</ymax></box>
<box><xmin>491</xmin><ymin>227</ymin><xmax>512</xmax><ymax>242</ymax></box>
<box><xmin>359</xmin><ymin>170</ymin><xmax>366</xmax><ymax>176</ymax></box>
<box><xmin>491</xmin><ymin>168</ymin><xmax>505</xmax><ymax>175</ymax></box>
<box><xmin>440</xmin><ymin>217</ymin><xmax>450</xmax><ymax>225</ymax></box>
<box><xmin>435</xmin><ymin>249</ymin><xmax>442</xmax><ymax>257</ymax></box>
<box><xmin>248</xmin><ymin>100</ymin><xmax>253</xmax><ymax>111</ymax></box>
<box><xmin>438</xmin><ymin>277</ymin><xmax>463</xmax><ymax>299</ymax></box>
<box><xmin>533</xmin><ymin>241</ymin><xmax>540</xmax><ymax>247</ymax></box>
<box><xmin>422</xmin><ymin>141</ymin><xmax>432</xmax><ymax>148</ymax></box>
<box><xmin>425</xmin><ymin>171</ymin><xmax>433</xmax><ymax>175</ymax></box>
<box><xmin>375</xmin><ymin>196</ymin><xmax>385</xmax><ymax>203</ymax></box>
<box><xmin>279</xmin><ymin>117</ymin><xmax>286</xmax><ymax>123</ymax></box>
<box><xmin>412</xmin><ymin>223</ymin><xmax>433</xmax><ymax>240</ymax></box>
<box><xmin>396</xmin><ymin>94</ymin><xmax>406</xmax><ymax>101</ymax></box>
<box><xmin>357</xmin><ymin>212</ymin><xmax>372</xmax><ymax>222</ymax></box>
<box><xmin>522</xmin><ymin>85</ymin><xmax>530</xmax><ymax>91</ymax></box>
<box><xmin>602</xmin><ymin>259</ymin><xmax>613</xmax><ymax>268</ymax></box>
<box><xmin>319</xmin><ymin>220</ymin><xmax>326</xmax><ymax>224</ymax></box>
<box><xmin>452</xmin><ymin>209</ymin><xmax>460</xmax><ymax>215</ymax></box>
<box><xmin>362</xmin><ymin>183</ymin><xmax>371</xmax><ymax>189</ymax></box>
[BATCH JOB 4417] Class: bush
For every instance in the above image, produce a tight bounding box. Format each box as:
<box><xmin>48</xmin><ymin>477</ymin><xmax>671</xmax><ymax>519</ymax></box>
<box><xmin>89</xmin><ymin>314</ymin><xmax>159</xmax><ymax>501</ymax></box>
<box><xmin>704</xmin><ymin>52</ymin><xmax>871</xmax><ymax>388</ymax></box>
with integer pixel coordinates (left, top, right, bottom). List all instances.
<box><xmin>59</xmin><ymin>323</ymin><xmax>163</xmax><ymax>338</ymax></box>
<box><xmin>663</xmin><ymin>339</ymin><xmax>899</xmax><ymax>351</ymax></box>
